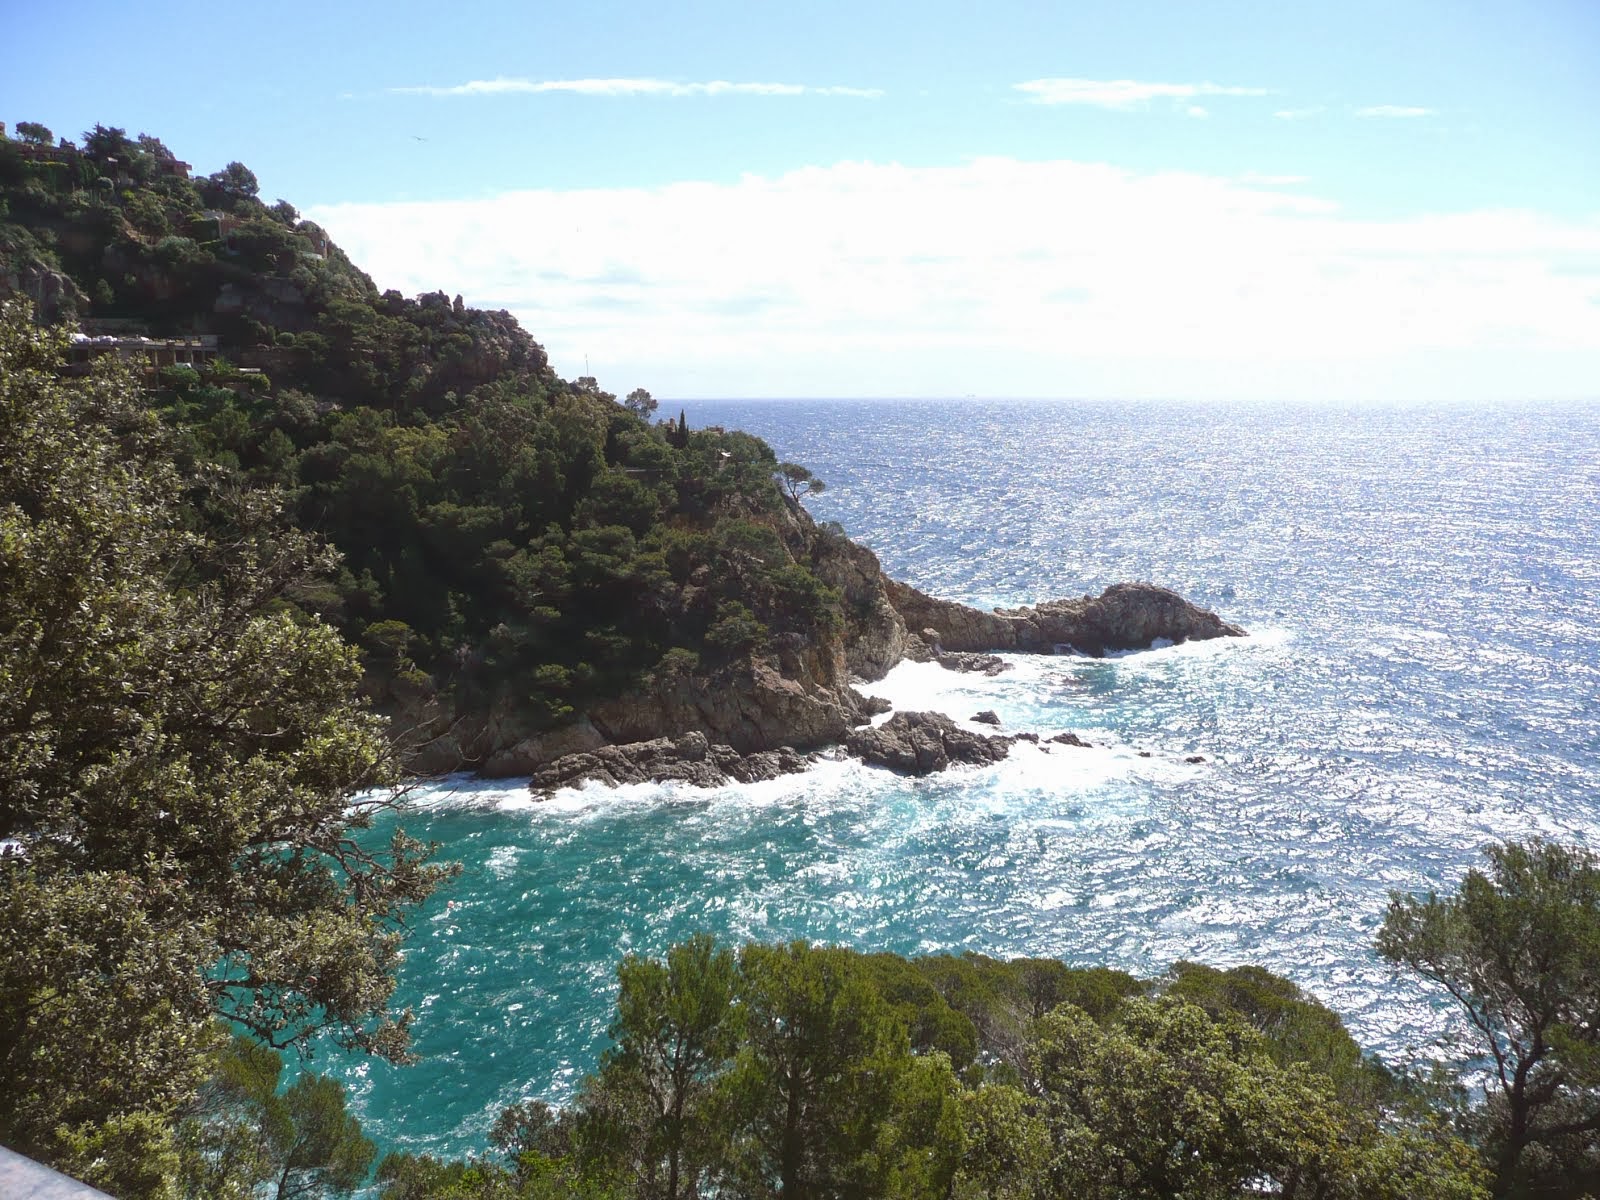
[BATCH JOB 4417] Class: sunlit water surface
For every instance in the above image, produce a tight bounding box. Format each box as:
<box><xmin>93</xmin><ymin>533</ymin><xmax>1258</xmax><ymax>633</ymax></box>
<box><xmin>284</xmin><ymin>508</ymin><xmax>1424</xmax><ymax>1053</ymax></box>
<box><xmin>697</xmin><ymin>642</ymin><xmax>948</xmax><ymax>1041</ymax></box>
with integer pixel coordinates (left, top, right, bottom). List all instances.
<box><xmin>325</xmin><ymin>399</ymin><xmax>1600</xmax><ymax>1160</ymax></box>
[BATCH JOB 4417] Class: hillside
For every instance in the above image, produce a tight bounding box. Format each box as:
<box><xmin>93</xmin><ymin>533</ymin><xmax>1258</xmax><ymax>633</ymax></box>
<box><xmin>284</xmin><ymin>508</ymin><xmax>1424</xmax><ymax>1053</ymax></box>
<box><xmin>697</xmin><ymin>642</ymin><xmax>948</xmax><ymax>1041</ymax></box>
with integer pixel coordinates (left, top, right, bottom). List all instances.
<box><xmin>1</xmin><ymin>121</ymin><xmax>1248</xmax><ymax>779</ymax></box>
<box><xmin>0</xmin><ymin>122</ymin><xmax>888</xmax><ymax>772</ymax></box>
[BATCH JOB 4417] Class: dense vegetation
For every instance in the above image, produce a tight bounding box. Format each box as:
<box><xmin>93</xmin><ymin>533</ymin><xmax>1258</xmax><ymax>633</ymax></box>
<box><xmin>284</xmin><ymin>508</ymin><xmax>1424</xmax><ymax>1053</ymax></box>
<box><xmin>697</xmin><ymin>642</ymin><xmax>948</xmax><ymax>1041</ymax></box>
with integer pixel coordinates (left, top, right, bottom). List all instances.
<box><xmin>4</xmin><ymin>124</ymin><xmax>1599</xmax><ymax>1198</ymax></box>
<box><xmin>0</xmin><ymin>303</ymin><xmax>453</xmax><ymax>1194</ymax></box>
<box><xmin>0</xmin><ymin>123</ymin><xmax>846</xmax><ymax>757</ymax></box>
<box><xmin>365</xmin><ymin>940</ymin><xmax>1488</xmax><ymax>1200</ymax></box>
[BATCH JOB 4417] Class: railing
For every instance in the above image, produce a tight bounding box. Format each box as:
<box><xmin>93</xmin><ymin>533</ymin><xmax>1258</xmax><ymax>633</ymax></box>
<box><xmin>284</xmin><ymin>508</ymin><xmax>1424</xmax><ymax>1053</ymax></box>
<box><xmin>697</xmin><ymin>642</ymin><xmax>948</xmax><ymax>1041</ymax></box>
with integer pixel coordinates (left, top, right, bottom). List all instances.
<box><xmin>0</xmin><ymin>1144</ymin><xmax>117</xmax><ymax>1199</ymax></box>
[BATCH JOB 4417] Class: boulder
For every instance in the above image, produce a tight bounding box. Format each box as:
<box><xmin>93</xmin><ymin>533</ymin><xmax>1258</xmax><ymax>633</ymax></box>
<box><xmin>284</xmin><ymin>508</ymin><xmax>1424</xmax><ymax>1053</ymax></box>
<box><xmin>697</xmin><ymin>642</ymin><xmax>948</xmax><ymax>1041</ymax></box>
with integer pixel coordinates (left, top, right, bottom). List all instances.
<box><xmin>936</xmin><ymin>650</ymin><xmax>1011</xmax><ymax>676</ymax></box>
<box><xmin>481</xmin><ymin>716</ymin><xmax>607</xmax><ymax>777</ymax></box>
<box><xmin>846</xmin><ymin>710</ymin><xmax>1014</xmax><ymax>776</ymax></box>
<box><xmin>857</xmin><ymin>694</ymin><xmax>893</xmax><ymax>721</ymax></box>
<box><xmin>900</xmin><ymin>632</ymin><xmax>936</xmax><ymax>663</ymax></box>
<box><xmin>971</xmin><ymin>710</ymin><xmax>1003</xmax><ymax>726</ymax></box>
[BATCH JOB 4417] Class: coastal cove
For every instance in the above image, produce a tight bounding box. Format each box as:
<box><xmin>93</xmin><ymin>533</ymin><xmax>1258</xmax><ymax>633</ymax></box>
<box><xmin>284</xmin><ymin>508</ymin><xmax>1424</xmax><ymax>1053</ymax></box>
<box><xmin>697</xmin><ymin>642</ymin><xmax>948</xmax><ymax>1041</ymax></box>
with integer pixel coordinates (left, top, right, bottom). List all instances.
<box><xmin>327</xmin><ymin>396</ymin><xmax>1600</xmax><ymax>1161</ymax></box>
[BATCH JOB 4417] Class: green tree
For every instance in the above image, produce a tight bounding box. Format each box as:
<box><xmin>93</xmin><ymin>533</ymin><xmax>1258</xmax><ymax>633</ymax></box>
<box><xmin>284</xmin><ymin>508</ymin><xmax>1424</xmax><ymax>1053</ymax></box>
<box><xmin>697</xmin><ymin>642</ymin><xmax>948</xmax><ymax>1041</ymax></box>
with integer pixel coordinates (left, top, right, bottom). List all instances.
<box><xmin>15</xmin><ymin>121</ymin><xmax>53</xmax><ymax>145</ymax></box>
<box><xmin>715</xmin><ymin>941</ymin><xmax>925</xmax><ymax>1199</ymax></box>
<box><xmin>950</xmin><ymin>1084</ymin><xmax>1048</xmax><ymax>1200</ymax></box>
<box><xmin>266</xmin><ymin>1074</ymin><xmax>378</xmax><ymax>1199</ymax></box>
<box><xmin>1165</xmin><ymin>961</ymin><xmax>1394</xmax><ymax>1108</ymax></box>
<box><xmin>605</xmin><ymin>934</ymin><xmax>738</xmax><ymax>1200</ymax></box>
<box><xmin>1027</xmin><ymin>997</ymin><xmax>1488</xmax><ymax>1200</ymax></box>
<box><xmin>624</xmin><ymin>388</ymin><xmax>657</xmax><ymax>418</ymax></box>
<box><xmin>775</xmin><ymin>461</ymin><xmax>825</xmax><ymax>505</ymax></box>
<box><xmin>176</xmin><ymin>1034</ymin><xmax>284</xmax><ymax>1199</ymax></box>
<box><xmin>0</xmin><ymin>303</ymin><xmax>451</xmax><ymax>1193</ymax></box>
<box><xmin>177</xmin><ymin>1034</ymin><xmax>376</xmax><ymax>1200</ymax></box>
<box><xmin>1379</xmin><ymin>840</ymin><xmax>1600</xmax><ymax>1198</ymax></box>
<box><xmin>204</xmin><ymin>160</ymin><xmax>261</xmax><ymax>207</ymax></box>
<box><xmin>82</xmin><ymin>123</ymin><xmax>135</xmax><ymax>163</ymax></box>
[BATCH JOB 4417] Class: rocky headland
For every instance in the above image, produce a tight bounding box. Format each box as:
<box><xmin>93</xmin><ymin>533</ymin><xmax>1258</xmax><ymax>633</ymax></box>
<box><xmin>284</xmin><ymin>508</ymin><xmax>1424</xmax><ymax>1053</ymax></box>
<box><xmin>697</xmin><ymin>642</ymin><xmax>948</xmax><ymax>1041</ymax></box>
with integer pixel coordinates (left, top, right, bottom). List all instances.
<box><xmin>413</xmin><ymin>520</ymin><xmax>1247</xmax><ymax>793</ymax></box>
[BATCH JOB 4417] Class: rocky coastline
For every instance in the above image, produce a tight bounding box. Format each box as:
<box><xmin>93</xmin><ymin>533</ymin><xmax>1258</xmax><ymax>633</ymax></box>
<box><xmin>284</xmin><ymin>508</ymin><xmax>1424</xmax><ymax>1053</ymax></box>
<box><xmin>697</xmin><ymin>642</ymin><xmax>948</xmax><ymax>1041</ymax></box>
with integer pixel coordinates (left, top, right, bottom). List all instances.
<box><xmin>390</xmin><ymin>520</ymin><xmax>1245</xmax><ymax>792</ymax></box>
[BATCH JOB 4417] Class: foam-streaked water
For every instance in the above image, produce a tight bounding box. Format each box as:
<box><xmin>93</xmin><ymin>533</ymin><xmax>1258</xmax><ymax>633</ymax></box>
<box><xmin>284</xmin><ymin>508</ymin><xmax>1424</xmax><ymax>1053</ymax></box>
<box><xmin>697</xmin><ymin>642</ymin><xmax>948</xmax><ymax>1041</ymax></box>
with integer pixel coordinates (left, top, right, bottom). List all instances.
<box><xmin>327</xmin><ymin>399</ymin><xmax>1600</xmax><ymax>1160</ymax></box>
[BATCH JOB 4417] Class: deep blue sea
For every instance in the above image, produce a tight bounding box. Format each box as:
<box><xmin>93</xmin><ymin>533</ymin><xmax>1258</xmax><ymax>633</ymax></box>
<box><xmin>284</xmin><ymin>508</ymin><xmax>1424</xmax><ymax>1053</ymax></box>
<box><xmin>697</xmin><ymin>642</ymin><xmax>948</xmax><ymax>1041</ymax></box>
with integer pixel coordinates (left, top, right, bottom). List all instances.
<box><xmin>328</xmin><ymin>398</ymin><xmax>1600</xmax><ymax>1160</ymax></box>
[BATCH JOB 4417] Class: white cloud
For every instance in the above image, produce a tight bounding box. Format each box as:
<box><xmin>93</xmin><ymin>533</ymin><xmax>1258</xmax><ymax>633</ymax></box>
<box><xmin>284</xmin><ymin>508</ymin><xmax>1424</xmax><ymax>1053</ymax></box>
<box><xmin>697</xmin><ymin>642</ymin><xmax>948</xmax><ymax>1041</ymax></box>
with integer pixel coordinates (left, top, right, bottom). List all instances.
<box><xmin>1356</xmin><ymin>105</ymin><xmax>1435</xmax><ymax>118</ymax></box>
<box><xmin>1273</xmin><ymin>106</ymin><xmax>1324</xmax><ymax>120</ymax></box>
<box><xmin>1014</xmin><ymin>78</ymin><xmax>1268</xmax><ymax>109</ymax></box>
<box><xmin>308</xmin><ymin>158</ymin><xmax>1600</xmax><ymax>401</ymax></box>
<box><xmin>1184</xmin><ymin>105</ymin><xmax>1210</xmax><ymax>119</ymax></box>
<box><xmin>391</xmin><ymin>77</ymin><xmax>882</xmax><ymax>99</ymax></box>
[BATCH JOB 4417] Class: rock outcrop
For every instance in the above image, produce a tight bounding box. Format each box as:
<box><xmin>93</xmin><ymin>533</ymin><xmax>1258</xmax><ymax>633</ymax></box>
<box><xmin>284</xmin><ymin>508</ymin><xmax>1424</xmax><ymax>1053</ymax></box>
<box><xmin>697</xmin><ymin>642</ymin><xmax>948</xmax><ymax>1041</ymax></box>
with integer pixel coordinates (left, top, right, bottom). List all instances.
<box><xmin>588</xmin><ymin>657</ymin><xmax>870</xmax><ymax>758</ymax></box>
<box><xmin>389</xmin><ymin>654</ymin><xmax>874</xmax><ymax>780</ymax></box>
<box><xmin>932</xmin><ymin>648</ymin><xmax>1011</xmax><ymax>676</ymax></box>
<box><xmin>529</xmin><ymin>731</ymin><xmax>809</xmax><ymax>794</ymax></box>
<box><xmin>0</xmin><ymin>262</ymin><xmax>87</xmax><ymax>325</ymax></box>
<box><xmin>886</xmin><ymin>579</ymin><xmax>1244</xmax><ymax>657</ymax></box>
<box><xmin>807</xmin><ymin>525</ymin><xmax>909</xmax><ymax>680</ymax></box>
<box><xmin>846</xmin><ymin>711</ymin><xmax>1015</xmax><ymax>776</ymax></box>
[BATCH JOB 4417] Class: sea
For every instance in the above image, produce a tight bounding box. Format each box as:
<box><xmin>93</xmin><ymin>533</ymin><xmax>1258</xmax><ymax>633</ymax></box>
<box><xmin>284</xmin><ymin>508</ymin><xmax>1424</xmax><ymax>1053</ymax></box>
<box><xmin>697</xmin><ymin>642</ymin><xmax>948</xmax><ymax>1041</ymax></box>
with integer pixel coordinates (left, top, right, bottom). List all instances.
<box><xmin>324</xmin><ymin>397</ymin><xmax>1600</xmax><ymax>1161</ymax></box>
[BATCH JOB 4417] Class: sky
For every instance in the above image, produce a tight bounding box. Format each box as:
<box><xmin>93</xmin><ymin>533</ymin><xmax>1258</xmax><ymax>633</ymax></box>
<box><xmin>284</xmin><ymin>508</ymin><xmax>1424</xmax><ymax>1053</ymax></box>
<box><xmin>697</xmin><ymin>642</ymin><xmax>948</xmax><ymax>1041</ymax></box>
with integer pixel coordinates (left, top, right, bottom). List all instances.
<box><xmin>4</xmin><ymin>0</ymin><xmax>1598</xmax><ymax>400</ymax></box>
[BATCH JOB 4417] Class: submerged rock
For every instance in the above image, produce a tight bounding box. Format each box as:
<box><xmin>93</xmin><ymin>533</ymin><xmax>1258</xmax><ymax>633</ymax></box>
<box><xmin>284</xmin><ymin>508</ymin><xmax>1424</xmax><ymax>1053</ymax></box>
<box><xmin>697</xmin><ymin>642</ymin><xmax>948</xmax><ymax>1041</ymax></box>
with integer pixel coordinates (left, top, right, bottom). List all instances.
<box><xmin>846</xmin><ymin>711</ymin><xmax>1014</xmax><ymax>776</ymax></box>
<box><xmin>1049</xmin><ymin>731</ymin><xmax>1092</xmax><ymax>748</ymax></box>
<box><xmin>935</xmin><ymin>650</ymin><xmax>1011</xmax><ymax>676</ymax></box>
<box><xmin>528</xmin><ymin>731</ymin><xmax>810</xmax><ymax>795</ymax></box>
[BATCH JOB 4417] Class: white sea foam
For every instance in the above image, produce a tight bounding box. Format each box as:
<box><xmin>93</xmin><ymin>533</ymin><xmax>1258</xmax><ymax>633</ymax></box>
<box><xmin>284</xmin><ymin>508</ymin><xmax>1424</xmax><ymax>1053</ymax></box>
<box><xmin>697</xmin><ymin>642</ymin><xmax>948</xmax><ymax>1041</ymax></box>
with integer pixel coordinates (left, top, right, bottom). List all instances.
<box><xmin>485</xmin><ymin>846</ymin><xmax>520</xmax><ymax>878</ymax></box>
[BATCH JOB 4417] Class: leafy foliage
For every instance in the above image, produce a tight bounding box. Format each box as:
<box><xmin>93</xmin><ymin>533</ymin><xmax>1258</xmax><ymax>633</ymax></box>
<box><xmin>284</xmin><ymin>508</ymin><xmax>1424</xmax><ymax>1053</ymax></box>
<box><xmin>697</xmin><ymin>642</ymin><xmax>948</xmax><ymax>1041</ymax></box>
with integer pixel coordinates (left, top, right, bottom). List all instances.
<box><xmin>365</xmin><ymin>939</ymin><xmax>1489</xmax><ymax>1200</ymax></box>
<box><xmin>176</xmin><ymin>1033</ymin><xmax>376</xmax><ymax>1200</ymax></box>
<box><xmin>0</xmin><ymin>303</ymin><xmax>450</xmax><ymax>1194</ymax></box>
<box><xmin>1380</xmin><ymin>839</ymin><xmax>1600</xmax><ymax>1198</ymax></box>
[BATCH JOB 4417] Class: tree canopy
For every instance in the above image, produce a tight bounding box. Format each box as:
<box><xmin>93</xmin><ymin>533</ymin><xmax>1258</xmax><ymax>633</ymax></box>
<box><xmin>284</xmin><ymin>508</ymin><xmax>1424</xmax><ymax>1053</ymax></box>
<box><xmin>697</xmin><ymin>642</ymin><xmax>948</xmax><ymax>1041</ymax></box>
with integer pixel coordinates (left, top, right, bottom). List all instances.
<box><xmin>14</xmin><ymin>120</ymin><xmax>52</xmax><ymax>145</ymax></box>
<box><xmin>373</xmin><ymin>938</ymin><xmax>1489</xmax><ymax>1200</ymax></box>
<box><xmin>1380</xmin><ymin>839</ymin><xmax>1600</xmax><ymax>1198</ymax></box>
<box><xmin>0</xmin><ymin>302</ymin><xmax>451</xmax><ymax>1195</ymax></box>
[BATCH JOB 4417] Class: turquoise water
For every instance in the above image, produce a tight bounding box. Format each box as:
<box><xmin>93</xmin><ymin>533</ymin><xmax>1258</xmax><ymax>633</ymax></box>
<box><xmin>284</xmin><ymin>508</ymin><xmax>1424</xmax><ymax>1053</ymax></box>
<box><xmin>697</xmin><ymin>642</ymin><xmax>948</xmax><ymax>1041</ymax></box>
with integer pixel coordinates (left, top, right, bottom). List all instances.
<box><xmin>326</xmin><ymin>398</ymin><xmax>1600</xmax><ymax>1160</ymax></box>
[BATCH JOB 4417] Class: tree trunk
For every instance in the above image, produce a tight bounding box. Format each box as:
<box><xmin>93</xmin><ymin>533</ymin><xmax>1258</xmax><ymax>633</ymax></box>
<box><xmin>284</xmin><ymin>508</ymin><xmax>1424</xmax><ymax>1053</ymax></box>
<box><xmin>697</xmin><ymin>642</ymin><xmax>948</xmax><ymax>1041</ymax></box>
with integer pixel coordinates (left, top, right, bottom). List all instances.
<box><xmin>1494</xmin><ymin>1069</ymin><xmax>1532</xmax><ymax>1199</ymax></box>
<box><xmin>780</xmin><ymin>1073</ymin><xmax>804</xmax><ymax>1199</ymax></box>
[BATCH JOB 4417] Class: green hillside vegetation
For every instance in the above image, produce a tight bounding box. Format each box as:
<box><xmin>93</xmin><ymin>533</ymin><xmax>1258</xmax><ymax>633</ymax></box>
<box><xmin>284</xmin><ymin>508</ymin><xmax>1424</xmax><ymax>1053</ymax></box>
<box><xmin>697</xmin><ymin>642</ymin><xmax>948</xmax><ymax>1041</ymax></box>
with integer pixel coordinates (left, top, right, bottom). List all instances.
<box><xmin>187</xmin><ymin>941</ymin><xmax>1490</xmax><ymax>1200</ymax></box>
<box><xmin>0</xmin><ymin>124</ymin><xmax>844</xmax><ymax>755</ymax></box>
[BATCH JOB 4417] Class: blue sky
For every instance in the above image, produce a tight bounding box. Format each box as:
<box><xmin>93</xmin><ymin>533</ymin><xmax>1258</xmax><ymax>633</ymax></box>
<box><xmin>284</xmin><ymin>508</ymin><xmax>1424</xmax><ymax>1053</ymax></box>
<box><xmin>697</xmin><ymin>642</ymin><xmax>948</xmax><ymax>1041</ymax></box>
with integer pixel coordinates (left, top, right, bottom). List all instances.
<box><xmin>5</xmin><ymin>0</ymin><xmax>1598</xmax><ymax>399</ymax></box>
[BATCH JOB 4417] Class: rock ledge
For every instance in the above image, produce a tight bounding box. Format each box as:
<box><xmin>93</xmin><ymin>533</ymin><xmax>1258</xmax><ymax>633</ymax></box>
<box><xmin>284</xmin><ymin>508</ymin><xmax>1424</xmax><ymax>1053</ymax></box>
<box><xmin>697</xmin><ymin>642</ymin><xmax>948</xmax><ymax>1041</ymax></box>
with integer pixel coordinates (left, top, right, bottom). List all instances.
<box><xmin>529</xmin><ymin>732</ymin><xmax>810</xmax><ymax>795</ymax></box>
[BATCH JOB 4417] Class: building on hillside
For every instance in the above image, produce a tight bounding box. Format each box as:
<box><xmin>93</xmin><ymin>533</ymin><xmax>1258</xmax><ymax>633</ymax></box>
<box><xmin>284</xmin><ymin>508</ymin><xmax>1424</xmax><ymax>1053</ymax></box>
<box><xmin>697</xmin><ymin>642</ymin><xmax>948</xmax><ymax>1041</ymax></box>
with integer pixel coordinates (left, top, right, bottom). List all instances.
<box><xmin>66</xmin><ymin>331</ymin><xmax>220</xmax><ymax>374</ymax></box>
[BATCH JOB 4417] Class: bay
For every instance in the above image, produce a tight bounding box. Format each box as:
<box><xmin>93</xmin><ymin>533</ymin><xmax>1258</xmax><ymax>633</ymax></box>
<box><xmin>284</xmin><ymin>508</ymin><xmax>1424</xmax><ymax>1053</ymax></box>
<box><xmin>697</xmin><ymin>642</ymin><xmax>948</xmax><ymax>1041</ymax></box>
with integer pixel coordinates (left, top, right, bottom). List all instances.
<box><xmin>327</xmin><ymin>397</ymin><xmax>1600</xmax><ymax>1160</ymax></box>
